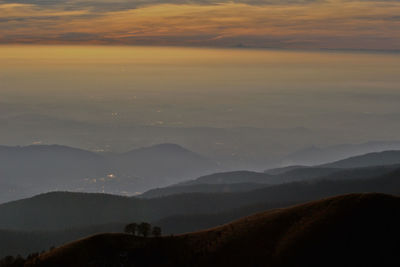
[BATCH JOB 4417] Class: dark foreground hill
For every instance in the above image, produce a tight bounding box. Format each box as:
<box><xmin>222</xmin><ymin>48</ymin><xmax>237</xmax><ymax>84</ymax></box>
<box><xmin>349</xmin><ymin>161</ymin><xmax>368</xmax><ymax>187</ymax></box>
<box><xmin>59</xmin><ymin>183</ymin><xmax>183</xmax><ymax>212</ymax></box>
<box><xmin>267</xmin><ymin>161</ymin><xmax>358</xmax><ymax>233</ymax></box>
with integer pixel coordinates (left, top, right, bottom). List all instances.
<box><xmin>28</xmin><ymin>193</ymin><xmax>400</xmax><ymax>267</ymax></box>
<box><xmin>0</xmin><ymin>223</ymin><xmax>125</xmax><ymax>258</ymax></box>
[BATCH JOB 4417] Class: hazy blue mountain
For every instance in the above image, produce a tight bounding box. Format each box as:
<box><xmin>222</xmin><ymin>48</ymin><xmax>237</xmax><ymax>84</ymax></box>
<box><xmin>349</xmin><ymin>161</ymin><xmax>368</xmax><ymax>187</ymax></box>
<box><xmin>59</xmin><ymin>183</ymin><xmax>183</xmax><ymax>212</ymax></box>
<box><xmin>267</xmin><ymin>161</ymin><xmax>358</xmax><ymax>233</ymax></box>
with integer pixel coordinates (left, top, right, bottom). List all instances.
<box><xmin>0</xmin><ymin>145</ymin><xmax>111</xmax><ymax>202</ymax></box>
<box><xmin>266</xmin><ymin>149</ymin><xmax>400</xmax><ymax>178</ymax></box>
<box><xmin>0</xmin><ymin>144</ymin><xmax>219</xmax><ymax>203</ymax></box>
<box><xmin>282</xmin><ymin>141</ymin><xmax>400</xmax><ymax>166</ymax></box>
<box><xmin>322</xmin><ymin>164</ymin><xmax>398</xmax><ymax>179</ymax></box>
<box><xmin>264</xmin><ymin>165</ymin><xmax>308</xmax><ymax>175</ymax></box>
<box><xmin>140</xmin><ymin>156</ymin><xmax>400</xmax><ymax>198</ymax></box>
<box><xmin>140</xmin><ymin>168</ymin><xmax>340</xmax><ymax>198</ymax></box>
<box><xmin>108</xmin><ymin>143</ymin><xmax>220</xmax><ymax>189</ymax></box>
<box><xmin>181</xmin><ymin>171</ymin><xmax>273</xmax><ymax>185</ymax></box>
<box><xmin>0</xmin><ymin>145</ymin><xmax>108</xmax><ymax>183</ymax></box>
<box><xmin>320</xmin><ymin>150</ymin><xmax>400</xmax><ymax>168</ymax></box>
<box><xmin>139</xmin><ymin>183</ymin><xmax>268</xmax><ymax>199</ymax></box>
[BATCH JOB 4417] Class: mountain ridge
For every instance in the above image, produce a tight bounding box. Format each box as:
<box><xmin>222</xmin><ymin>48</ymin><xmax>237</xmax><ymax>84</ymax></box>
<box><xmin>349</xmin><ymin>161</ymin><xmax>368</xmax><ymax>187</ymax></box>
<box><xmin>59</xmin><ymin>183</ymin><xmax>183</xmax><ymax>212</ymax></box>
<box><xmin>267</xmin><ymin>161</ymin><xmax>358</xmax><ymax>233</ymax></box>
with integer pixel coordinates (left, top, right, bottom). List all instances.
<box><xmin>1</xmin><ymin>166</ymin><xmax>399</xmax><ymax>231</ymax></box>
<box><xmin>28</xmin><ymin>193</ymin><xmax>400</xmax><ymax>267</ymax></box>
<box><xmin>0</xmin><ymin>143</ymin><xmax>219</xmax><ymax>203</ymax></box>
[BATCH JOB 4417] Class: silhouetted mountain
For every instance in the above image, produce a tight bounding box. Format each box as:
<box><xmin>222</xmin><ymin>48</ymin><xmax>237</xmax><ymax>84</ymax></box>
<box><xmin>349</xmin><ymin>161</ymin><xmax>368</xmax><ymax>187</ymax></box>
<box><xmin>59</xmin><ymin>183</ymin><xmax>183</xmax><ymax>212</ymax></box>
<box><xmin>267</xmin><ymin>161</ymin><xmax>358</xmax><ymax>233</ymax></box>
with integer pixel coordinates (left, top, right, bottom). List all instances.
<box><xmin>282</xmin><ymin>141</ymin><xmax>400</xmax><ymax>166</ymax></box>
<box><xmin>0</xmin><ymin>145</ymin><xmax>107</xmax><ymax>183</ymax></box>
<box><xmin>264</xmin><ymin>165</ymin><xmax>307</xmax><ymax>175</ymax></box>
<box><xmin>0</xmin><ymin>167</ymin><xmax>399</xmax><ymax>232</ymax></box>
<box><xmin>27</xmin><ymin>193</ymin><xmax>400</xmax><ymax>267</ymax></box>
<box><xmin>265</xmin><ymin>149</ymin><xmax>400</xmax><ymax>181</ymax></box>
<box><xmin>143</xmin><ymin>162</ymin><xmax>400</xmax><ymax>198</ymax></box>
<box><xmin>0</xmin><ymin>111</ymin><xmax>344</xmax><ymax>170</ymax></box>
<box><xmin>182</xmin><ymin>171</ymin><xmax>273</xmax><ymax>185</ymax></box>
<box><xmin>154</xmin><ymin>201</ymin><xmax>294</xmax><ymax>235</ymax></box>
<box><xmin>109</xmin><ymin>143</ymin><xmax>220</xmax><ymax>188</ymax></box>
<box><xmin>267</xmin><ymin>164</ymin><xmax>398</xmax><ymax>183</ymax></box>
<box><xmin>321</xmin><ymin>150</ymin><xmax>400</xmax><ymax>168</ymax></box>
<box><xmin>2</xmin><ymin>144</ymin><xmax>399</xmax><ymax>204</ymax></box>
<box><xmin>152</xmin><ymin>167</ymin><xmax>400</xmax><ymax>233</ymax></box>
<box><xmin>271</xmin><ymin>167</ymin><xmax>339</xmax><ymax>182</ymax></box>
<box><xmin>0</xmin><ymin>145</ymin><xmax>110</xmax><ymax>203</ymax></box>
<box><xmin>0</xmin><ymin>144</ymin><xmax>219</xmax><ymax>203</ymax></box>
<box><xmin>141</xmin><ymin>168</ymin><xmax>340</xmax><ymax>198</ymax></box>
<box><xmin>0</xmin><ymin>201</ymin><xmax>293</xmax><ymax>258</ymax></box>
<box><xmin>140</xmin><ymin>183</ymin><xmax>268</xmax><ymax>198</ymax></box>
<box><xmin>317</xmin><ymin>164</ymin><xmax>400</xmax><ymax>181</ymax></box>
<box><xmin>189</xmin><ymin>150</ymin><xmax>400</xmax><ymax>185</ymax></box>
<box><xmin>0</xmin><ymin>223</ymin><xmax>125</xmax><ymax>258</ymax></box>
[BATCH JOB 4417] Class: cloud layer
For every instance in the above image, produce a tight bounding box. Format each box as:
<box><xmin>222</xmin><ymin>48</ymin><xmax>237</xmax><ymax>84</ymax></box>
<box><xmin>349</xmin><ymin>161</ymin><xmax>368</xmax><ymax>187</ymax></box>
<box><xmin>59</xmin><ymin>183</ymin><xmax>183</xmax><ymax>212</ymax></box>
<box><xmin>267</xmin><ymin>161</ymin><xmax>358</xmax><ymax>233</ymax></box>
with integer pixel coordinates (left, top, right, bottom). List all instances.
<box><xmin>0</xmin><ymin>0</ymin><xmax>399</xmax><ymax>50</ymax></box>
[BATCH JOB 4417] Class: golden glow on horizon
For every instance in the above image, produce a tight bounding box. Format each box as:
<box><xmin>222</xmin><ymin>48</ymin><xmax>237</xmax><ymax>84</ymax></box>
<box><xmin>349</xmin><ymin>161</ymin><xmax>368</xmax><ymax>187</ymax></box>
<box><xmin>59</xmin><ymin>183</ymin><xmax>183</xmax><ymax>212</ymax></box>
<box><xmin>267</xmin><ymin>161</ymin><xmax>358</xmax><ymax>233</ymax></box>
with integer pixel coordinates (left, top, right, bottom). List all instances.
<box><xmin>2</xmin><ymin>45</ymin><xmax>399</xmax><ymax>66</ymax></box>
<box><xmin>1</xmin><ymin>45</ymin><xmax>400</xmax><ymax>130</ymax></box>
<box><xmin>0</xmin><ymin>1</ymin><xmax>399</xmax><ymax>49</ymax></box>
<box><xmin>1</xmin><ymin>45</ymin><xmax>399</xmax><ymax>93</ymax></box>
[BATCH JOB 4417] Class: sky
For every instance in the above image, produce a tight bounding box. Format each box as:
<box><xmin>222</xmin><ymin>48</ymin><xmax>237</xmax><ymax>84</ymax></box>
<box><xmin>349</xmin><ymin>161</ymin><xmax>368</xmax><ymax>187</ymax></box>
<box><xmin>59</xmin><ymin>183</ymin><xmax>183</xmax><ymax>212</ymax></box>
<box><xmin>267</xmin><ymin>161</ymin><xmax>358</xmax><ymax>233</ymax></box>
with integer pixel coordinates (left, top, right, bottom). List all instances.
<box><xmin>1</xmin><ymin>1</ymin><xmax>400</xmax><ymax>162</ymax></box>
<box><xmin>0</xmin><ymin>0</ymin><xmax>400</xmax><ymax>50</ymax></box>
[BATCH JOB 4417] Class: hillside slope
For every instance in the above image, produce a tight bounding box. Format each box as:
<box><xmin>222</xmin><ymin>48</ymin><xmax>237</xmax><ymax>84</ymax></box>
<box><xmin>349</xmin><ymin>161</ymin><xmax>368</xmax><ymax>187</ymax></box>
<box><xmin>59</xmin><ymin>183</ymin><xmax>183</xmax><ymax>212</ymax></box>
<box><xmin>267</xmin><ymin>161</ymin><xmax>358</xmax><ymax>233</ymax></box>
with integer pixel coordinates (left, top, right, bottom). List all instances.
<box><xmin>1</xmin><ymin>167</ymin><xmax>399</xmax><ymax>231</ymax></box>
<box><xmin>141</xmin><ymin>163</ymin><xmax>399</xmax><ymax>198</ymax></box>
<box><xmin>0</xmin><ymin>143</ymin><xmax>219</xmax><ymax>203</ymax></box>
<box><xmin>0</xmin><ymin>223</ymin><xmax>125</xmax><ymax>258</ymax></box>
<box><xmin>140</xmin><ymin>183</ymin><xmax>266</xmax><ymax>198</ymax></box>
<box><xmin>321</xmin><ymin>150</ymin><xmax>400</xmax><ymax>168</ymax></box>
<box><xmin>109</xmin><ymin>143</ymin><xmax>219</xmax><ymax>188</ymax></box>
<box><xmin>281</xmin><ymin>141</ymin><xmax>400</xmax><ymax>166</ymax></box>
<box><xmin>182</xmin><ymin>171</ymin><xmax>273</xmax><ymax>185</ymax></box>
<box><xmin>30</xmin><ymin>193</ymin><xmax>400</xmax><ymax>267</ymax></box>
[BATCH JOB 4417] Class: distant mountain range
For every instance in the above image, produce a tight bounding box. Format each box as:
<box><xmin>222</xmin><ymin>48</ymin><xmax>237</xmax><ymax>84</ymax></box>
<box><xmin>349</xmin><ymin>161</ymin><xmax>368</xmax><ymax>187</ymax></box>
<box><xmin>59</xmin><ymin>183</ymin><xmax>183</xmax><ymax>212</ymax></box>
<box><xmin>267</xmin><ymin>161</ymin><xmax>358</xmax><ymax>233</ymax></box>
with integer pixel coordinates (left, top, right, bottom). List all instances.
<box><xmin>109</xmin><ymin>143</ymin><xmax>219</xmax><ymax>187</ymax></box>
<box><xmin>281</xmin><ymin>140</ymin><xmax>400</xmax><ymax>166</ymax></box>
<box><xmin>140</xmin><ymin>150</ymin><xmax>400</xmax><ymax>198</ymax></box>
<box><xmin>1</xmin><ymin>164</ymin><xmax>399</xmax><ymax>232</ymax></box>
<box><xmin>321</xmin><ymin>150</ymin><xmax>400</xmax><ymax>168</ymax></box>
<box><xmin>25</xmin><ymin>193</ymin><xmax>400</xmax><ymax>267</ymax></box>
<box><xmin>2</xmin><ymin>142</ymin><xmax>400</xmax><ymax>203</ymax></box>
<box><xmin>0</xmin><ymin>144</ymin><xmax>220</xmax><ymax>203</ymax></box>
<box><xmin>1</xmin><ymin>143</ymin><xmax>399</xmax><ymax>203</ymax></box>
<box><xmin>1</xmin><ymin>149</ymin><xmax>400</xmax><ymax>257</ymax></box>
<box><xmin>140</xmin><ymin>182</ymin><xmax>264</xmax><ymax>199</ymax></box>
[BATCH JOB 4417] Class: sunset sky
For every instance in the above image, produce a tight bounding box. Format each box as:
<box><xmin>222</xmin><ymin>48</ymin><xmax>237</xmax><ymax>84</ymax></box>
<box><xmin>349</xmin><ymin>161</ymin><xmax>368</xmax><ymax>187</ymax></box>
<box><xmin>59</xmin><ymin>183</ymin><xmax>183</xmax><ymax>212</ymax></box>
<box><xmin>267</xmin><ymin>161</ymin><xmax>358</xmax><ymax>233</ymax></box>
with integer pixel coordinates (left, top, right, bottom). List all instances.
<box><xmin>1</xmin><ymin>0</ymin><xmax>399</xmax><ymax>50</ymax></box>
<box><xmin>1</xmin><ymin>1</ymin><xmax>400</xmax><ymax>156</ymax></box>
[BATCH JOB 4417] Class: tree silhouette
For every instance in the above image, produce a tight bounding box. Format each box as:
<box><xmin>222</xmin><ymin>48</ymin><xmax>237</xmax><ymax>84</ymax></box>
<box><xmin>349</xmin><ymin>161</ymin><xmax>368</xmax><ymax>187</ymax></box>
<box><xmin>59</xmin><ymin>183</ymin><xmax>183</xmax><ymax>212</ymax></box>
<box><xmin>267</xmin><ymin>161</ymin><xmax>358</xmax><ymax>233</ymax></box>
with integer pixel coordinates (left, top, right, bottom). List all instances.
<box><xmin>137</xmin><ymin>222</ymin><xmax>151</xmax><ymax>237</ymax></box>
<box><xmin>124</xmin><ymin>223</ymin><xmax>138</xmax><ymax>235</ymax></box>
<box><xmin>152</xmin><ymin>226</ymin><xmax>162</xmax><ymax>237</ymax></box>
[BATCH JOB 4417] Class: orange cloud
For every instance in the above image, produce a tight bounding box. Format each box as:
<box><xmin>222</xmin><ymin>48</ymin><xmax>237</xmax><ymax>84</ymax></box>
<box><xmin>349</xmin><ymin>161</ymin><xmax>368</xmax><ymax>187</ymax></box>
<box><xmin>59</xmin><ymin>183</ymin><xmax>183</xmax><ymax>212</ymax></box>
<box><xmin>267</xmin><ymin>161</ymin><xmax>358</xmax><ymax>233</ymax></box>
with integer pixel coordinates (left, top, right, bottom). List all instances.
<box><xmin>0</xmin><ymin>1</ymin><xmax>399</xmax><ymax>50</ymax></box>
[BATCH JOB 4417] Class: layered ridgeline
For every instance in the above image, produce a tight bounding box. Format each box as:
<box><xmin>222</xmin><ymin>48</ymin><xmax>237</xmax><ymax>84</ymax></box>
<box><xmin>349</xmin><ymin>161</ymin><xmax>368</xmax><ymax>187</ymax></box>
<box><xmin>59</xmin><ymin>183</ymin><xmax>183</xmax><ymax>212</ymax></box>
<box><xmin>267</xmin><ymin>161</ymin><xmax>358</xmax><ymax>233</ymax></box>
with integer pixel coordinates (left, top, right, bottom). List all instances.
<box><xmin>0</xmin><ymin>144</ymin><xmax>219</xmax><ymax>203</ymax></box>
<box><xmin>1</xmin><ymin>144</ymin><xmax>400</xmax><ymax>203</ymax></box>
<box><xmin>1</xmin><ymin>165</ymin><xmax>399</xmax><ymax>231</ymax></box>
<box><xmin>281</xmin><ymin>141</ymin><xmax>400</xmax><ymax>166</ymax></box>
<box><xmin>140</xmin><ymin>150</ymin><xmax>400</xmax><ymax>198</ymax></box>
<box><xmin>25</xmin><ymin>194</ymin><xmax>400</xmax><ymax>267</ymax></box>
<box><xmin>1</xmin><ymin>149</ymin><xmax>400</xmax><ymax>257</ymax></box>
<box><xmin>0</xmin><ymin>164</ymin><xmax>399</xmax><ymax>257</ymax></box>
